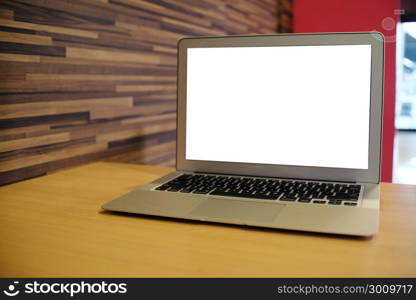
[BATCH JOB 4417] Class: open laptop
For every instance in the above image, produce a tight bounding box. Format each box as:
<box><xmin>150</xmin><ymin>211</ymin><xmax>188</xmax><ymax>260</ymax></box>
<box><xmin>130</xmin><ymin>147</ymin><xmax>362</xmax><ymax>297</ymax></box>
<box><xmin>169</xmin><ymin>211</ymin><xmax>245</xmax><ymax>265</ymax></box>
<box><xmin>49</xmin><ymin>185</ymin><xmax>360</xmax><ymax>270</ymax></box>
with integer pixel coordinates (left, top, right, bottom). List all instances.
<box><xmin>103</xmin><ymin>32</ymin><xmax>384</xmax><ymax>236</ymax></box>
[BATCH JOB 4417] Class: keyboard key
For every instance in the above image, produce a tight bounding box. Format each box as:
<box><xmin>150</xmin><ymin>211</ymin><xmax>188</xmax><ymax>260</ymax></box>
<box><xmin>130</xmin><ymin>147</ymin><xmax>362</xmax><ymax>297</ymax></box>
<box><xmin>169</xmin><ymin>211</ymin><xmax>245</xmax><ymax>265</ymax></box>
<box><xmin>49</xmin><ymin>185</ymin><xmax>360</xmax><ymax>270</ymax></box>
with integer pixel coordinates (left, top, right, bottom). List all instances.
<box><xmin>328</xmin><ymin>200</ymin><xmax>342</xmax><ymax>205</ymax></box>
<box><xmin>211</xmin><ymin>189</ymin><xmax>276</xmax><ymax>200</ymax></box>
<box><xmin>344</xmin><ymin>202</ymin><xmax>357</xmax><ymax>206</ymax></box>
<box><xmin>284</xmin><ymin>193</ymin><xmax>297</xmax><ymax>198</ymax></box>
<box><xmin>269</xmin><ymin>192</ymin><xmax>283</xmax><ymax>199</ymax></box>
<box><xmin>313</xmin><ymin>200</ymin><xmax>326</xmax><ymax>204</ymax></box>
<box><xmin>193</xmin><ymin>190</ymin><xmax>211</xmax><ymax>194</ymax></box>
<box><xmin>280</xmin><ymin>197</ymin><xmax>296</xmax><ymax>202</ymax></box>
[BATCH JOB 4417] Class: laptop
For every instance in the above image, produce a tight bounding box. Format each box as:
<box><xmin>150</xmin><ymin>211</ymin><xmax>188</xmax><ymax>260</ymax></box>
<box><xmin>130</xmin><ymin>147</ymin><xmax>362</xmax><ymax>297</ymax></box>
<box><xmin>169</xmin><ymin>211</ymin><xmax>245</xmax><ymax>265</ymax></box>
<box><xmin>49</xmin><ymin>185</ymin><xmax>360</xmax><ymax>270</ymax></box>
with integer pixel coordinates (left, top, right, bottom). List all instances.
<box><xmin>103</xmin><ymin>32</ymin><xmax>384</xmax><ymax>236</ymax></box>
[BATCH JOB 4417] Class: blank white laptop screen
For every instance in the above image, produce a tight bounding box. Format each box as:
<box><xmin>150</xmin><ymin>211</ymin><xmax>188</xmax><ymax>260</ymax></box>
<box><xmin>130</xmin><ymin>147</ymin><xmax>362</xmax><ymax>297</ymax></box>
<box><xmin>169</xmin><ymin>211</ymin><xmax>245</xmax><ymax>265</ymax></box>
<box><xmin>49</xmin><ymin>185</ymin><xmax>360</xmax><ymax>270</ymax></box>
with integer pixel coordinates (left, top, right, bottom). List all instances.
<box><xmin>186</xmin><ymin>45</ymin><xmax>372</xmax><ymax>169</ymax></box>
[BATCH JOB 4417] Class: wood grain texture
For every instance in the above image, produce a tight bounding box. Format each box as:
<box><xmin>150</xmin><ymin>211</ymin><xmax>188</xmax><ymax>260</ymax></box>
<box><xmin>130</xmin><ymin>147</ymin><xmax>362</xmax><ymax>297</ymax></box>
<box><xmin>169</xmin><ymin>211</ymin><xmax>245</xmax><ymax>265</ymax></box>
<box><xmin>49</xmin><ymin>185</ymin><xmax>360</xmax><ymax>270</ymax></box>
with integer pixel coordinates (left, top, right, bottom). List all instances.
<box><xmin>0</xmin><ymin>0</ymin><xmax>292</xmax><ymax>185</ymax></box>
<box><xmin>0</xmin><ymin>162</ymin><xmax>415</xmax><ymax>277</ymax></box>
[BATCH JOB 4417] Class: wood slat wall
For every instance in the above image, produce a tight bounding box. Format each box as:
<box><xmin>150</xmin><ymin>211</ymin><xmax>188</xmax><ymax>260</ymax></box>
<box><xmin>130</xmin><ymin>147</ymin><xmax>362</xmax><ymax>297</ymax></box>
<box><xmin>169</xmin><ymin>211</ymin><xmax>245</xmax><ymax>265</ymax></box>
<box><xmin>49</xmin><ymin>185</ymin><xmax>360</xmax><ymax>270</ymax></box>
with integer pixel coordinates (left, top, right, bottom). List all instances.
<box><xmin>0</xmin><ymin>0</ymin><xmax>292</xmax><ymax>185</ymax></box>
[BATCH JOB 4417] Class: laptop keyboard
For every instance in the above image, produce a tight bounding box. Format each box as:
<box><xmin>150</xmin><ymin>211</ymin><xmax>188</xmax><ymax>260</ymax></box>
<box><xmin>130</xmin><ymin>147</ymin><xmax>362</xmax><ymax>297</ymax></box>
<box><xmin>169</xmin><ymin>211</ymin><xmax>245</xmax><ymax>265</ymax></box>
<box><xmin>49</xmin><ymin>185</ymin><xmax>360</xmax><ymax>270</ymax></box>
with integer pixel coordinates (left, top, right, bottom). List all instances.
<box><xmin>155</xmin><ymin>174</ymin><xmax>361</xmax><ymax>206</ymax></box>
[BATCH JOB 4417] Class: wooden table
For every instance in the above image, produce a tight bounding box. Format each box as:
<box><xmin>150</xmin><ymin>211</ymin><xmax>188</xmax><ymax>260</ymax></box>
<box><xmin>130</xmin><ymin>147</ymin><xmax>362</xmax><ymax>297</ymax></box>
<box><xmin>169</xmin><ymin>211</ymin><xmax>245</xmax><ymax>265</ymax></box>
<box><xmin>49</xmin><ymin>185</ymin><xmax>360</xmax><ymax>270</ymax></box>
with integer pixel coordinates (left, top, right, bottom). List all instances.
<box><xmin>1</xmin><ymin>162</ymin><xmax>415</xmax><ymax>277</ymax></box>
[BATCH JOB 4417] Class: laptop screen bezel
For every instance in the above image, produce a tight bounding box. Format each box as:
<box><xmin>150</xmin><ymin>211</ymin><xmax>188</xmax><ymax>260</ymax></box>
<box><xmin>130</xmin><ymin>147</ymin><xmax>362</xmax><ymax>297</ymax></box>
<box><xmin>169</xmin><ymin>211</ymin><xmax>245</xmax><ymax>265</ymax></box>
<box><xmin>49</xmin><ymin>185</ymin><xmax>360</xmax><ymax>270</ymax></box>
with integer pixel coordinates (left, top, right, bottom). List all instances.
<box><xmin>176</xmin><ymin>33</ymin><xmax>384</xmax><ymax>183</ymax></box>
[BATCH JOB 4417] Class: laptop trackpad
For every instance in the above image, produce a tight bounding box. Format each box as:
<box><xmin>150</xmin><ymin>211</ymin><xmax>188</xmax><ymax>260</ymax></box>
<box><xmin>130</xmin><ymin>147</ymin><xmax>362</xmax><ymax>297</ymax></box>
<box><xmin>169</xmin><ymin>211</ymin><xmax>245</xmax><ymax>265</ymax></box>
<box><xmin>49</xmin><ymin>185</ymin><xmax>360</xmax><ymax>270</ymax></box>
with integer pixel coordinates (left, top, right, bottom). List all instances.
<box><xmin>188</xmin><ymin>198</ymin><xmax>285</xmax><ymax>223</ymax></box>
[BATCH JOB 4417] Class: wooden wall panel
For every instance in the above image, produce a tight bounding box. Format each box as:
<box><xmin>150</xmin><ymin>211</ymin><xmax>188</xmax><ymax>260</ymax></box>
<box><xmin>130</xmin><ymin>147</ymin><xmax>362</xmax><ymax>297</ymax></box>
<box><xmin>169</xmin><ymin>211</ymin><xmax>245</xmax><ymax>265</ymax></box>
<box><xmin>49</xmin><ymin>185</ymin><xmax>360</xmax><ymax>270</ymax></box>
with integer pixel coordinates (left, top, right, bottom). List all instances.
<box><xmin>0</xmin><ymin>0</ymin><xmax>292</xmax><ymax>185</ymax></box>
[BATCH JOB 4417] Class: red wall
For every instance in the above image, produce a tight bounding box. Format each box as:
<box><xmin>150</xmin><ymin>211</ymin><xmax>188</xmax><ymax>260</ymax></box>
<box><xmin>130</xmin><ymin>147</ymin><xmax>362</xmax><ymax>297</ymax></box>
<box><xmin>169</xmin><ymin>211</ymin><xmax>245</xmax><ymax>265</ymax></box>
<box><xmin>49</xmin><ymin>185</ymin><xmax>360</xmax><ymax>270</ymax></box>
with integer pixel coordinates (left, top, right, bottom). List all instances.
<box><xmin>293</xmin><ymin>0</ymin><xmax>400</xmax><ymax>182</ymax></box>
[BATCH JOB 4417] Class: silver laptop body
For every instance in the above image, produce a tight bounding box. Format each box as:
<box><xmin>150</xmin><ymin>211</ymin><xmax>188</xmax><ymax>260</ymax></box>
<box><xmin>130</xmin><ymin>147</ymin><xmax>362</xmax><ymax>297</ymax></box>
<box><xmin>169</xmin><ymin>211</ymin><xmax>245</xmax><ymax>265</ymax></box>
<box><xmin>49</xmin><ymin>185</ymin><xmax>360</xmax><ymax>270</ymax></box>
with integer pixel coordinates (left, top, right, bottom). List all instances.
<box><xmin>103</xmin><ymin>32</ymin><xmax>384</xmax><ymax>236</ymax></box>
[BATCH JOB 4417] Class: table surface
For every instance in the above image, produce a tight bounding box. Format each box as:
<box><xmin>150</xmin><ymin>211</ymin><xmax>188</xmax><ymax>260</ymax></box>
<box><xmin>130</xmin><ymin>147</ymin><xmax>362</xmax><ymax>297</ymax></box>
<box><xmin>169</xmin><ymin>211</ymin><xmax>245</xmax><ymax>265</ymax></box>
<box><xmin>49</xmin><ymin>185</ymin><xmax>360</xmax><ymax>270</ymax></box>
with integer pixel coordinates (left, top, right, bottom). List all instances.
<box><xmin>1</xmin><ymin>162</ymin><xmax>415</xmax><ymax>277</ymax></box>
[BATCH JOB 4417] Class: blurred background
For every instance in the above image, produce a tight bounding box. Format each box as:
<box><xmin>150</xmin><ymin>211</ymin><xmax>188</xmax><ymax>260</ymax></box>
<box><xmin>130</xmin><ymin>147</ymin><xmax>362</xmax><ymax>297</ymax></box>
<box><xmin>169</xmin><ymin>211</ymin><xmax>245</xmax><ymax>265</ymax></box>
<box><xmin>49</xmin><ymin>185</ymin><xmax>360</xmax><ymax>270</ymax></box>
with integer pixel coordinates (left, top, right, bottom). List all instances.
<box><xmin>0</xmin><ymin>0</ymin><xmax>414</xmax><ymax>185</ymax></box>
